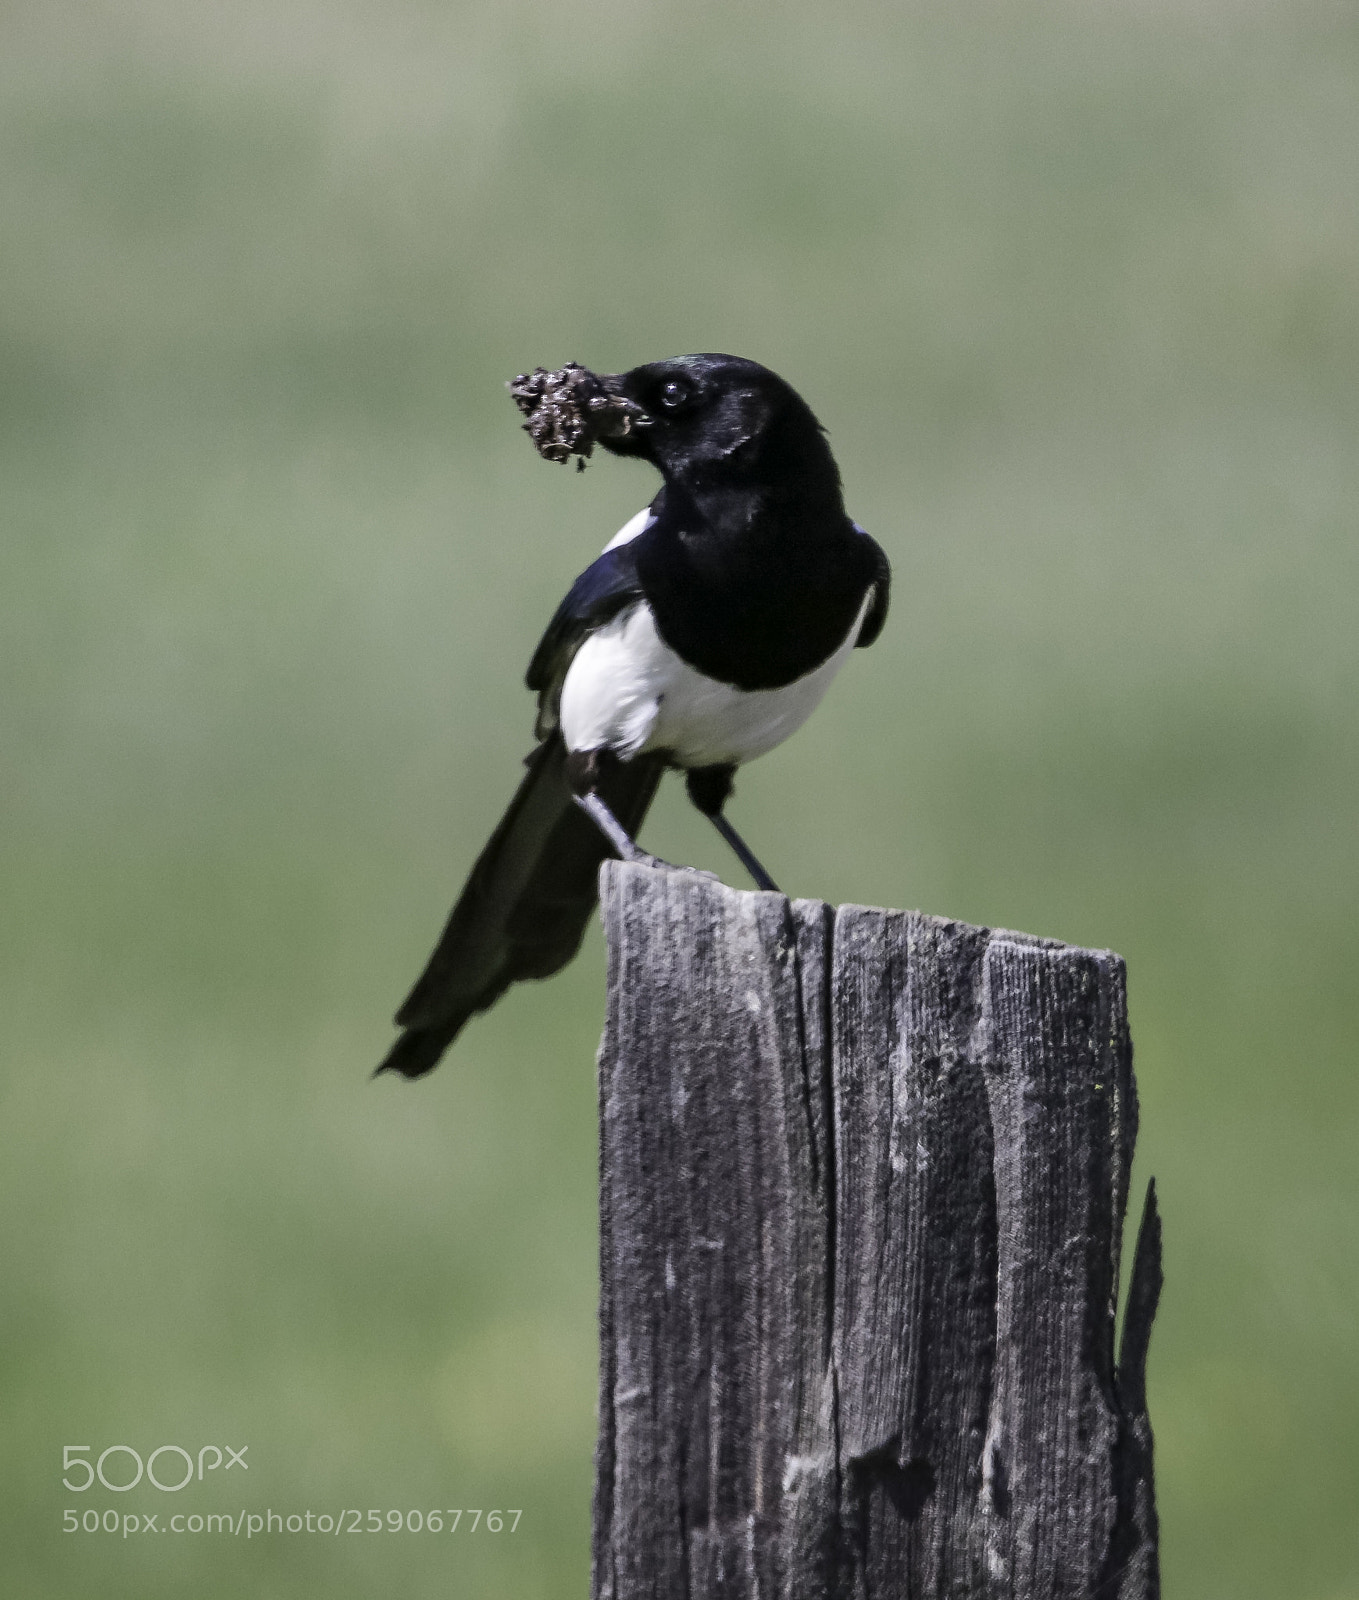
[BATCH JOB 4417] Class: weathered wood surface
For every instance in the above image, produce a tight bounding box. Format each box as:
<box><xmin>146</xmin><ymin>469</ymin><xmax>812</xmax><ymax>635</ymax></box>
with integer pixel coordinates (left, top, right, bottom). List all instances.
<box><xmin>593</xmin><ymin>861</ymin><xmax>1161</xmax><ymax>1600</ymax></box>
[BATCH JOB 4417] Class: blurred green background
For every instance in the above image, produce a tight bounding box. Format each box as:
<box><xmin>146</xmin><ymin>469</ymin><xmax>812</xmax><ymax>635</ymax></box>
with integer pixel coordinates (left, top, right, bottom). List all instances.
<box><xmin>2</xmin><ymin>1</ymin><xmax>1356</xmax><ymax>1594</ymax></box>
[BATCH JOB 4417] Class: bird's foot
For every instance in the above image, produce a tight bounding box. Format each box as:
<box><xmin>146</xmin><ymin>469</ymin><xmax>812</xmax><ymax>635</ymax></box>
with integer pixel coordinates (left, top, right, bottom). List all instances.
<box><xmin>613</xmin><ymin>843</ymin><xmax>719</xmax><ymax>883</ymax></box>
<box><xmin>618</xmin><ymin>844</ymin><xmax>670</xmax><ymax>872</ymax></box>
<box><xmin>572</xmin><ymin>792</ymin><xmax>720</xmax><ymax>882</ymax></box>
<box><xmin>573</xmin><ymin>791</ymin><xmax>680</xmax><ymax>873</ymax></box>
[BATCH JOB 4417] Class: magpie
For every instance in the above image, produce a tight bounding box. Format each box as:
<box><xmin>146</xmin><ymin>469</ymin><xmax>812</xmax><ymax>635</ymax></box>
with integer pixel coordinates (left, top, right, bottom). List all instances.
<box><xmin>377</xmin><ymin>353</ymin><xmax>890</xmax><ymax>1079</ymax></box>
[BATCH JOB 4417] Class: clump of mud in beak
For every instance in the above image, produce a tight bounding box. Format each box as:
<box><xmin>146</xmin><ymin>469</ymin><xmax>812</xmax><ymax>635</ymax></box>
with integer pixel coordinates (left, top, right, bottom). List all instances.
<box><xmin>507</xmin><ymin>363</ymin><xmax>649</xmax><ymax>470</ymax></box>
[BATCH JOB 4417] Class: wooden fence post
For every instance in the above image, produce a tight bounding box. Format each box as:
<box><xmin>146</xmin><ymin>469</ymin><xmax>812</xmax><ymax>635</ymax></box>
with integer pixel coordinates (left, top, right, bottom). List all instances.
<box><xmin>593</xmin><ymin>861</ymin><xmax>1161</xmax><ymax>1600</ymax></box>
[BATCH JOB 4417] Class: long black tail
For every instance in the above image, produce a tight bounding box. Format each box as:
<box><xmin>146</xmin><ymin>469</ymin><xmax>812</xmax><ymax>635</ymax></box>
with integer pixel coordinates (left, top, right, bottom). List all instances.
<box><xmin>376</xmin><ymin>734</ymin><xmax>665</xmax><ymax>1079</ymax></box>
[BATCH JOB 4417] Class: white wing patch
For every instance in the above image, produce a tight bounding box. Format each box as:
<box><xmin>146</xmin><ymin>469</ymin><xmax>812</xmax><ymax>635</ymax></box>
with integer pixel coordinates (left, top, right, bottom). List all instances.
<box><xmin>601</xmin><ymin>506</ymin><xmax>655</xmax><ymax>552</ymax></box>
<box><xmin>557</xmin><ymin>603</ymin><xmax>666</xmax><ymax>759</ymax></box>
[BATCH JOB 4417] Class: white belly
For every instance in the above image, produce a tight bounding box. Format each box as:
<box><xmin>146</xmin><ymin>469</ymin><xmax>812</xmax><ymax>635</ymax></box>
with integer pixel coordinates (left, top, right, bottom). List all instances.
<box><xmin>558</xmin><ymin>594</ymin><xmax>870</xmax><ymax>770</ymax></box>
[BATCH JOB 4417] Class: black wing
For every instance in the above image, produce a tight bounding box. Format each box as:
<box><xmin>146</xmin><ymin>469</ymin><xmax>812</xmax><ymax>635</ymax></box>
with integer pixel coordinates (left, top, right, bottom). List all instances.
<box><xmin>525</xmin><ymin>542</ymin><xmax>646</xmax><ymax>736</ymax></box>
<box><xmin>852</xmin><ymin>523</ymin><xmax>892</xmax><ymax>649</ymax></box>
<box><xmin>377</xmin><ymin>732</ymin><xmax>664</xmax><ymax>1078</ymax></box>
<box><xmin>376</xmin><ymin>538</ymin><xmax>659</xmax><ymax>1081</ymax></box>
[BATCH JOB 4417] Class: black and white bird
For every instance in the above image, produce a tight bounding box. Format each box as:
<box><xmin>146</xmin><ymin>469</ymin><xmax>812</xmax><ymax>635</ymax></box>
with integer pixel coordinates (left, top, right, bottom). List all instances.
<box><xmin>377</xmin><ymin>353</ymin><xmax>890</xmax><ymax>1079</ymax></box>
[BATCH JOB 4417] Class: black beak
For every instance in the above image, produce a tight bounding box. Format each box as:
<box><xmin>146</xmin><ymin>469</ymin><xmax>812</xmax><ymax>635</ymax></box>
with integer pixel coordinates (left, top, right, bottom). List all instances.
<box><xmin>589</xmin><ymin>371</ymin><xmax>652</xmax><ymax>460</ymax></box>
<box><xmin>590</xmin><ymin>371</ymin><xmax>652</xmax><ymax>441</ymax></box>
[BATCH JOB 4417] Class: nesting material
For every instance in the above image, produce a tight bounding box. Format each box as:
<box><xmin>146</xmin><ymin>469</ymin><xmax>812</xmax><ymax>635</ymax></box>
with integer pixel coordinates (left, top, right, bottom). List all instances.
<box><xmin>508</xmin><ymin>363</ymin><xmax>645</xmax><ymax>470</ymax></box>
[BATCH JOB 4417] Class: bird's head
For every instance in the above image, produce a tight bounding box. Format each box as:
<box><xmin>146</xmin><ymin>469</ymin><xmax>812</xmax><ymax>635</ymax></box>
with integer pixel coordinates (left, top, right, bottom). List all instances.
<box><xmin>594</xmin><ymin>354</ymin><xmax>840</xmax><ymax>498</ymax></box>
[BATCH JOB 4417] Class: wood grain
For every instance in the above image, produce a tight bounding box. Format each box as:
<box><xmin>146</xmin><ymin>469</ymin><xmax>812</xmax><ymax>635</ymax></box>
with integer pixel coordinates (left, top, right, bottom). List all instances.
<box><xmin>594</xmin><ymin>862</ymin><xmax>1159</xmax><ymax>1600</ymax></box>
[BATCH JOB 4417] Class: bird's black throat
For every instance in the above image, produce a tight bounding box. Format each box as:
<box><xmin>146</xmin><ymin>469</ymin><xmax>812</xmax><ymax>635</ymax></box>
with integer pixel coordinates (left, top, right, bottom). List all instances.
<box><xmin>631</xmin><ymin>480</ymin><xmax>878</xmax><ymax>691</ymax></box>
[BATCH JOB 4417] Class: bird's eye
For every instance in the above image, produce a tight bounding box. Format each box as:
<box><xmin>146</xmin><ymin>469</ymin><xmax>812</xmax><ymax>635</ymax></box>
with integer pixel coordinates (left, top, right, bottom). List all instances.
<box><xmin>659</xmin><ymin>380</ymin><xmax>691</xmax><ymax>410</ymax></box>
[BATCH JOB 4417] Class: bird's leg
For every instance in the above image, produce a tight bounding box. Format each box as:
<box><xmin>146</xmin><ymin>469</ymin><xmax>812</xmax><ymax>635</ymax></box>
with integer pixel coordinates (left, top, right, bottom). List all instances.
<box><xmin>573</xmin><ymin>790</ymin><xmax>658</xmax><ymax>864</ymax></box>
<box><xmin>685</xmin><ymin>766</ymin><xmax>782</xmax><ymax>894</ymax></box>
<box><xmin>567</xmin><ymin>748</ymin><xmax>670</xmax><ymax>869</ymax></box>
<box><xmin>709</xmin><ymin>812</ymin><xmax>783</xmax><ymax>894</ymax></box>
